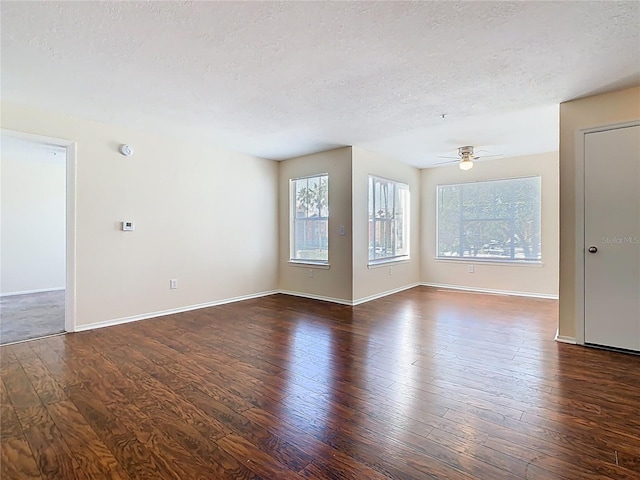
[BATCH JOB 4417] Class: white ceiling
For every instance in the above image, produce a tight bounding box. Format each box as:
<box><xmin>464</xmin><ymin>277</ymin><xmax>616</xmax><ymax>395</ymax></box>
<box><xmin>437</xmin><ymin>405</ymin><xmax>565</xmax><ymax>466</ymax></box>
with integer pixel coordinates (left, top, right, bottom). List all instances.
<box><xmin>1</xmin><ymin>1</ymin><xmax>638</xmax><ymax>168</ymax></box>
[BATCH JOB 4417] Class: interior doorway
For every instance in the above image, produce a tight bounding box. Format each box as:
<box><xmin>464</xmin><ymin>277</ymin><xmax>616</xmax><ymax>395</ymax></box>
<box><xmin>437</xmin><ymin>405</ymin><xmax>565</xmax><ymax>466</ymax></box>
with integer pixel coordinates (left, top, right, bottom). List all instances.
<box><xmin>575</xmin><ymin>120</ymin><xmax>640</xmax><ymax>352</ymax></box>
<box><xmin>583</xmin><ymin>123</ymin><xmax>640</xmax><ymax>351</ymax></box>
<box><xmin>1</xmin><ymin>132</ymin><xmax>76</xmax><ymax>344</ymax></box>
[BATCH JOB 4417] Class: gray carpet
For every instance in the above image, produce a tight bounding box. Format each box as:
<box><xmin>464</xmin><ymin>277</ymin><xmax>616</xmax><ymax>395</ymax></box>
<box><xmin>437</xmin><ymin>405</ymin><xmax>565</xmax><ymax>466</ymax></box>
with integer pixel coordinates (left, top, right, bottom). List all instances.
<box><xmin>0</xmin><ymin>290</ymin><xmax>65</xmax><ymax>345</ymax></box>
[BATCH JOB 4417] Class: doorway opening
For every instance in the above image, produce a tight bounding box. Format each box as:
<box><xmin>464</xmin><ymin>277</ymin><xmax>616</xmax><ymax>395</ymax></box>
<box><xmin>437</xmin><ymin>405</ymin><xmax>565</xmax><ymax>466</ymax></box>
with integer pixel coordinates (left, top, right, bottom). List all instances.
<box><xmin>1</xmin><ymin>131</ymin><xmax>76</xmax><ymax>344</ymax></box>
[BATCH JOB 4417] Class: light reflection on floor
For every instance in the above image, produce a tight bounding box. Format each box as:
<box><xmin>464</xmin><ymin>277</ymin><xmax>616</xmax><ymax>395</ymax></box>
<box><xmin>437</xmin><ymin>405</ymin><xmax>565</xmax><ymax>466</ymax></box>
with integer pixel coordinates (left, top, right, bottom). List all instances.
<box><xmin>281</xmin><ymin>320</ymin><xmax>334</xmax><ymax>436</ymax></box>
<box><xmin>428</xmin><ymin>294</ymin><xmax>549</xmax><ymax>410</ymax></box>
<box><xmin>274</xmin><ymin>292</ymin><xmax>559</xmax><ymax>459</ymax></box>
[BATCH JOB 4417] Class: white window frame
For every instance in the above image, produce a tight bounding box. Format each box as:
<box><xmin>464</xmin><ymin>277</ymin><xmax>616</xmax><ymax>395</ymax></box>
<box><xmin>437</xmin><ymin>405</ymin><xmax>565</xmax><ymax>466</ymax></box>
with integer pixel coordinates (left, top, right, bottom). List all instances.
<box><xmin>368</xmin><ymin>175</ymin><xmax>410</xmax><ymax>265</ymax></box>
<box><xmin>436</xmin><ymin>176</ymin><xmax>542</xmax><ymax>263</ymax></box>
<box><xmin>290</xmin><ymin>173</ymin><xmax>329</xmax><ymax>265</ymax></box>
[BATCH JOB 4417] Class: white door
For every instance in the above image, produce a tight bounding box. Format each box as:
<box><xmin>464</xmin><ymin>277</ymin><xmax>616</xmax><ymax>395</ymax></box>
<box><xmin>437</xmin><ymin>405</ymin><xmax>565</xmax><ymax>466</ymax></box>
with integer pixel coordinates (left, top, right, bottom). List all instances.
<box><xmin>584</xmin><ymin>124</ymin><xmax>640</xmax><ymax>351</ymax></box>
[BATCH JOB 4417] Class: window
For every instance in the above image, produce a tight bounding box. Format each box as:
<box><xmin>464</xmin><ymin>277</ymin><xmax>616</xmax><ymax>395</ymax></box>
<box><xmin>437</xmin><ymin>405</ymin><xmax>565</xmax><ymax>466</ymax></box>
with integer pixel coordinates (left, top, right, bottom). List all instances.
<box><xmin>290</xmin><ymin>174</ymin><xmax>329</xmax><ymax>263</ymax></box>
<box><xmin>368</xmin><ymin>176</ymin><xmax>410</xmax><ymax>263</ymax></box>
<box><xmin>437</xmin><ymin>176</ymin><xmax>541</xmax><ymax>261</ymax></box>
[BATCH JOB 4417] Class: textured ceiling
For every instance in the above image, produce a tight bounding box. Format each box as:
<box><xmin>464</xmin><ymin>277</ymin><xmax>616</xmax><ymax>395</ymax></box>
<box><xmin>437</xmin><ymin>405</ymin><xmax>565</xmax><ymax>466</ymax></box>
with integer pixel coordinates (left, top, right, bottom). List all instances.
<box><xmin>1</xmin><ymin>1</ymin><xmax>639</xmax><ymax>167</ymax></box>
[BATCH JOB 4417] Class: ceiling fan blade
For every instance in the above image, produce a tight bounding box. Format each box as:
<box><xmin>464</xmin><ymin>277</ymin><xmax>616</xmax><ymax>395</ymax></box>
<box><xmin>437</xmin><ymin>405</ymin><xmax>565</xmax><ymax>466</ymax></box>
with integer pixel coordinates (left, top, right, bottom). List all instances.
<box><xmin>437</xmin><ymin>155</ymin><xmax>460</xmax><ymax>159</ymax></box>
<box><xmin>474</xmin><ymin>154</ymin><xmax>503</xmax><ymax>160</ymax></box>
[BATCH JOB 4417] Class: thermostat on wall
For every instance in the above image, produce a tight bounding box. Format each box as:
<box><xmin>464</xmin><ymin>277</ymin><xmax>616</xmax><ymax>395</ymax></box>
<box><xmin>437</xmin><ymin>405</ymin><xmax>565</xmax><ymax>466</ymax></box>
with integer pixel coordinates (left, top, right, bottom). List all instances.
<box><xmin>122</xmin><ymin>221</ymin><xmax>135</xmax><ymax>231</ymax></box>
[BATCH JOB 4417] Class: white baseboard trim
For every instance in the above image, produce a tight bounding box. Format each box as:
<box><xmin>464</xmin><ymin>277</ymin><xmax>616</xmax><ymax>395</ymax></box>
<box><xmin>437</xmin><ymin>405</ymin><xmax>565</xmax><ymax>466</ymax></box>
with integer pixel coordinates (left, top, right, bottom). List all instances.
<box><xmin>73</xmin><ymin>290</ymin><xmax>278</xmax><ymax>333</ymax></box>
<box><xmin>420</xmin><ymin>282</ymin><xmax>559</xmax><ymax>300</ymax></box>
<box><xmin>554</xmin><ymin>329</ymin><xmax>577</xmax><ymax>344</ymax></box>
<box><xmin>277</xmin><ymin>290</ymin><xmax>353</xmax><ymax>306</ymax></box>
<box><xmin>69</xmin><ymin>283</ymin><xmax>560</xmax><ymax>334</ymax></box>
<box><xmin>278</xmin><ymin>283</ymin><xmax>420</xmax><ymax>307</ymax></box>
<box><xmin>1</xmin><ymin>287</ymin><xmax>65</xmax><ymax>297</ymax></box>
<box><xmin>352</xmin><ymin>283</ymin><xmax>420</xmax><ymax>306</ymax></box>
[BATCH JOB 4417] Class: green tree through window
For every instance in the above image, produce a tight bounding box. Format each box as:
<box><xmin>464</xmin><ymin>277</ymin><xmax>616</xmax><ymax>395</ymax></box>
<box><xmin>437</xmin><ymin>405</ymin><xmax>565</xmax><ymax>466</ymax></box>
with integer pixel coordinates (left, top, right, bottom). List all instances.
<box><xmin>291</xmin><ymin>174</ymin><xmax>329</xmax><ymax>262</ymax></box>
<box><xmin>369</xmin><ymin>176</ymin><xmax>410</xmax><ymax>262</ymax></box>
<box><xmin>437</xmin><ymin>177</ymin><xmax>541</xmax><ymax>261</ymax></box>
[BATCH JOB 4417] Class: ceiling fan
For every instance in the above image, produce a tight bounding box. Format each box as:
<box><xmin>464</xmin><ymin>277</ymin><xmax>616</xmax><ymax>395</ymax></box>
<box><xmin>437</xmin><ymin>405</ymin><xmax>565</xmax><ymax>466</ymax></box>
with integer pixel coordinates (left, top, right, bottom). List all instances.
<box><xmin>435</xmin><ymin>146</ymin><xmax>502</xmax><ymax>170</ymax></box>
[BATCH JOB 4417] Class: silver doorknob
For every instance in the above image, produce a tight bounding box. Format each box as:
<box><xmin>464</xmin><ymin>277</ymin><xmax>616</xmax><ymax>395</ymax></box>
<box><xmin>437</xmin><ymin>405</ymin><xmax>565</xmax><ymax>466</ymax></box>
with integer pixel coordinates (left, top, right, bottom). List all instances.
<box><xmin>588</xmin><ymin>246</ymin><xmax>598</xmax><ymax>253</ymax></box>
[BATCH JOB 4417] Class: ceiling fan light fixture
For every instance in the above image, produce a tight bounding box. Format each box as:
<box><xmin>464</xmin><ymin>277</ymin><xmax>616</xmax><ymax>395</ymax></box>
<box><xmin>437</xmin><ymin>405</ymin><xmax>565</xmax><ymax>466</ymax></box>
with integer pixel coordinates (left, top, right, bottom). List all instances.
<box><xmin>459</xmin><ymin>158</ymin><xmax>474</xmax><ymax>170</ymax></box>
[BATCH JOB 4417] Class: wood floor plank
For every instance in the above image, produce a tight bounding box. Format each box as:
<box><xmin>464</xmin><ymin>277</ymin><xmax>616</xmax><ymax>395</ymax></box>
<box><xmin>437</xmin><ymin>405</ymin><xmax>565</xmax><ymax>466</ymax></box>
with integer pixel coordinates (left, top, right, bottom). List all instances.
<box><xmin>74</xmin><ymin>365</ymin><xmax>239</xmax><ymax>480</ymax></box>
<box><xmin>27</xmin><ymin>339</ymin><xmax>84</xmax><ymax>390</ymax></box>
<box><xmin>74</xmin><ymin>343</ymin><xmax>262</xmax><ymax>479</ymax></box>
<box><xmin>299</xmin><ymin>460</ymin><xmax>388</xmax><ymax>480</ymax></box>
<box><xmin>484</xmin><ymin>434</ymin><xmax>638</xmax><ymax>480</ymax></box>
<box><xmin>2</xmin><ymin>287</ymin><xmax>639</xmax><ymax>479</ymax></box>
<box><xmin>1</xmin><ymin>435</ymin><xmax>43</xmax><ymax>480</ymax></box>
<box><xmin>45</xmin><ymin>400</ymin><xmax>131</xmax><ymax>480</ymax></box>
<box><xmin>99</xmin><ymin>348</ymin><xmax>232</xmax><ymax>443</ymax></box>
<box><xmin>65</xmin><ymin>382</ymin><xmax>181</xmax><ymax>480</ymax></box>
<box><xmin>11</xmin><ymin>342</ymin><xmax>67</xmax><ymax>405</ymax></box>
<box><xmin>1</xmin><ymin>350</ymin><xmax>53</xmax><ymax>434</ymax></box>
<box><xmin>445</xmin><ymin>405</ymin><xmax>640</xmax><ymax>473</ymax></box>
<box><xmin>217</xmin><ymin>433</ymin><xmax>305</xmax><ymax>480</ymax></box>
<box><xmin>0</xmin><ymin>378</ymin><xmax>24</xmax><ymax>440</ymax></box>
<box><xmin>242</xmin><ymin>407</ymin><xmax>392</xmax><ymax>479</ymax></box>
<box><xmin>177</xmin><ymin>383</ymin><xmax>313</xmax><ymax>473</ymax></box>
<box><xmin>426</xmin><ymin>427</ymin><xmax>530</xmax><ymax>478</ymax></box>
<box><xmin>22</xmin><ymin>412</ymin><xmax>90</xmax><ymax>480</ymax></box>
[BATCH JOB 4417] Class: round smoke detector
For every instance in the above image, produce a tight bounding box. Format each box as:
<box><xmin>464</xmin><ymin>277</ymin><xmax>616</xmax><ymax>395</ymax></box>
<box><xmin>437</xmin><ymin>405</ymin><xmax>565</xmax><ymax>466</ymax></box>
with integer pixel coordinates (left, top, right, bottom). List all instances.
<box><xmin>119</xmin><ymin>144</ymin><xmax>133</xmax><ymax>156</ymax></box>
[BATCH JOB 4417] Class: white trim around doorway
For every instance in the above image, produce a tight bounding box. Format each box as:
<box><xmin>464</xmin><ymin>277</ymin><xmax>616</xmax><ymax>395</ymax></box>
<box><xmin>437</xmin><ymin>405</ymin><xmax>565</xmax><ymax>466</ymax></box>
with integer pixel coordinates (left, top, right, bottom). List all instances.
<box><xmin>1</xmin><ymin>129</ymin><xmax>78</xmax><ymax>333</ymax></box>
<box><xmin>574</xmin><ymin>120</ymin><xmax>640</xmax><ymax>346</ymax></box>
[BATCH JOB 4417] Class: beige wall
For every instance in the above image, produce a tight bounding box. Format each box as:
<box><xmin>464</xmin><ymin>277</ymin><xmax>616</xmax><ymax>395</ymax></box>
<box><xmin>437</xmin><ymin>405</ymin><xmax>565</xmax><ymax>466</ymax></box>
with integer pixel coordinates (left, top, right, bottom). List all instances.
<box><xmin>1</xmin><ymin>142</ymin><xmax>66</xmax><ymax>294</ymax></box>
<box><xmin>1</xmin><ymin>102</ymin><xmax>279</xmax><ymax>328</ymax></box>
<box><xmin>351</xmin><ymin>147</ymin><xmax>421</xmax><ymax>303</ymax></box>
<box><xmin>12</xmin><ymin>82</ymin><xmax>631</xmax><ymax>331</ymax></box>
<box><xmin>278</xmin><ymin>148</ymin><xmax>353</xmax><ymax>303</ymax></box>
<box><xmin>421</xmin><ymin>152</ymin><xmax>559</xmax><ymax>298</ymax></box>
<box><xmin>558</xmin><ymin>86</ymin><xmax>640</xmax><ymax>339</ymax></box>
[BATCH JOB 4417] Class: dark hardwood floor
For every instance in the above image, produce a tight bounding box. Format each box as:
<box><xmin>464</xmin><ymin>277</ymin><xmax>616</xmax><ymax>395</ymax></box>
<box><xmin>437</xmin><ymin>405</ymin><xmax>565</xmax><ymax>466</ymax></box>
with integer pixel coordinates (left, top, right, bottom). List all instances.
<box><xmin>2</xmin><ymin>287</ymin><xmax>639</xmax><ymax>479</ymax></box>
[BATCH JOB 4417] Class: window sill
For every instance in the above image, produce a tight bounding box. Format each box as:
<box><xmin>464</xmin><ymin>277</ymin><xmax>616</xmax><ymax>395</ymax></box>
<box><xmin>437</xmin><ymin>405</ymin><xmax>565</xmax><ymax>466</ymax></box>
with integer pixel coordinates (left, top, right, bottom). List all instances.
<box><xmin>288</xmin><ymin>260</ymin><xmax>330</xmax><ymax>269</ymax></box>
<box><xmin>368</xmin><ymin>257</ymin><xmax>411</xmax><ymax>269</ymax></box>
<box><xmin>435</xmin><ymin>258</ymin><xmax>544</xmax><ymax>267</ymax></box>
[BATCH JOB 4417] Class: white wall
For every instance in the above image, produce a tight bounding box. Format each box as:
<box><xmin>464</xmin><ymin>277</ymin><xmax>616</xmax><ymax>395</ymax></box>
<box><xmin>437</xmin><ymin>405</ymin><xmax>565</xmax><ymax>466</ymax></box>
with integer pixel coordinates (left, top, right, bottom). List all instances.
<box><xmin>352</xmin><ymin>147</ymin><xmax>421</xmax><ymax>303</ymax></box>
<box><xmin>1</xmin><ymin>100</ymin><xmax>565</xmax><ymax>331</ymax></box>
<box><xmin>421</xmin><ymin>152</ymin><xmax>559</xmax><ymax>298</ymax></box>
<box><xmin>278</xmin><ymin>148</ymin><xmax>353</xmax><ymax>303</ymax></box>
<box><xmin>1</xmin><ymin>138</ymin><xmax>66</xmax><ymax>294</ymax></box>
<box><xmin>1</xmin><ymin>102</ymin><xmax>279</xmax><ymax>329</ymax></box>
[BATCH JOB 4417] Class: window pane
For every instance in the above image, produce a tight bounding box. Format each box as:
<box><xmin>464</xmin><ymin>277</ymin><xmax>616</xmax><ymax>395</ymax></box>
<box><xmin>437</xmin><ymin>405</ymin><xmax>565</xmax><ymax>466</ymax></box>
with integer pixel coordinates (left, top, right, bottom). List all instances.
<box><xmin>368</xmin><ymin>176</ymin><xmax>410</xmax><ymax>262</ymax></box>
<box><xmin>291</xmin><ymin>174</ymin><xmax>329</xmax><ymax>262</ymax></box>
<box><xmin>437</xmin><ymin>177</ymin><xmax>541</xmax><ymax>261</ymax></box>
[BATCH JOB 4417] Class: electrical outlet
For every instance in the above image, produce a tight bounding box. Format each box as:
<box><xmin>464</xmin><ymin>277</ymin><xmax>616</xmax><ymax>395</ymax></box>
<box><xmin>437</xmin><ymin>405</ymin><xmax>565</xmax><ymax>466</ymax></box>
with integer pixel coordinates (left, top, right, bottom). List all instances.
<box><xmin>170</xmin><ymin>279</ymin><xmax>178</xmax><ymax>289</ymax></box>
<box><xmin>468</xmin><ymin>265</ymin><xmax>474</xmax><ymax>273</ymax></box>
<box><xmin>388</xmin><ymin>266</ymin><xmax>393</xmax><ymax>276</ymax></box>
<box><xmin>309</xmin><ymin>269</ymin><xmax>314</xmax><ymax>278</ymax></box>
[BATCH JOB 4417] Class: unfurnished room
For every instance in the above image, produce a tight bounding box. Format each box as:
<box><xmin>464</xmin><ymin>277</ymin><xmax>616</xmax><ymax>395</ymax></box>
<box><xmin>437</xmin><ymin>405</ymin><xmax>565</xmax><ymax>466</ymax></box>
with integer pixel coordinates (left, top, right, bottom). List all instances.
<box><xmin>0</xmin><ymin>1</ymin><xmax>639</xmax><ymax>479</ymax></box>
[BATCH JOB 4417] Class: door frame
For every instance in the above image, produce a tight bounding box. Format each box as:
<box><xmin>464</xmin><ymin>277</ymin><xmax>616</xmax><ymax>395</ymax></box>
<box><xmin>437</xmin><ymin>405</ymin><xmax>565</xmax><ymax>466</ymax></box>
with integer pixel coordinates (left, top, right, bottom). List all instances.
<box><xmin>1</xmin><ymin>129</ymin><xmax>77</xmax><ymax>333</ymax></box>
<box><xmin>574</xmin><ymin>120</ymin><xmax>640</xmax><ymax>345</ymax></box>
